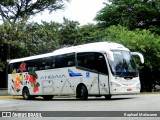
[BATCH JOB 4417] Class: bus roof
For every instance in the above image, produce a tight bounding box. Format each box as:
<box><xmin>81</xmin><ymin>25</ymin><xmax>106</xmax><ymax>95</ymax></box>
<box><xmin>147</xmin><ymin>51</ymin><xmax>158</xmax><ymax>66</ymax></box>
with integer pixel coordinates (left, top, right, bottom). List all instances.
<box><xmin>53</xmin><ymin>42</ymin><xmax>129</xmax><ymax>54</ymax></box>
<box><xmin>9</xmin><ymin>42</ymin><xmax>129</xmax><ymax>64</ymax></box>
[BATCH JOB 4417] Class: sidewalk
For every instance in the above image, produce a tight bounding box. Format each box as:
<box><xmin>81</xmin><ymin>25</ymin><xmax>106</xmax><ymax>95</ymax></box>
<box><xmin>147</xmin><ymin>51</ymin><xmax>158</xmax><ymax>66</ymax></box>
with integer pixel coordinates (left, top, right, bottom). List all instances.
<box><xmin>0</xmin><ymin>88</ymin><xmax>9</xmax><ymax>96</ymax></box>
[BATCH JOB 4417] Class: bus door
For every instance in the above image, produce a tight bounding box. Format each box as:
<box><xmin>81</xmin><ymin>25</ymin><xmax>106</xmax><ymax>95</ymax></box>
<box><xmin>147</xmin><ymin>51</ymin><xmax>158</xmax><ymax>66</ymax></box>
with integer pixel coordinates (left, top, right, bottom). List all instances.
<box><xmin>77</xmin><ymin>52</ymin><xmax>99</xmax><ymax>94</ymax></box>
<box><xmin>77</xmin><ymin>52</ymin><xmax>110</xmax><ymax>95</ymax></box>
<box><xmin>97</xmin><ymin>53</ymin><xmax>110</xmax><ymax>95</ymax></box>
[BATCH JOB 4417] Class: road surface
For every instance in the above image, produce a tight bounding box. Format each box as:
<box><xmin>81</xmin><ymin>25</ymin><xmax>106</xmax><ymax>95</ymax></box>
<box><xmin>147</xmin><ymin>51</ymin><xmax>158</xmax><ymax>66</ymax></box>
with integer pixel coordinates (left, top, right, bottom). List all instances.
<box><xmin>0</xmin><ymin>94</ymin><xmax>160</xmax><ymax>120</ymax></box>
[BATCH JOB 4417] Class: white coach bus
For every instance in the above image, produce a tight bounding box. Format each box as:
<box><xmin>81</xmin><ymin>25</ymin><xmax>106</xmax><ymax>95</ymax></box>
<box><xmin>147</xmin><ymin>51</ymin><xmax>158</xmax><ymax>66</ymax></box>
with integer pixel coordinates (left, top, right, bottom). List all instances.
<box><xmin>8</xmin><ymin>42</ymin><xmax>144</xmax><ymax>100</ymax></box>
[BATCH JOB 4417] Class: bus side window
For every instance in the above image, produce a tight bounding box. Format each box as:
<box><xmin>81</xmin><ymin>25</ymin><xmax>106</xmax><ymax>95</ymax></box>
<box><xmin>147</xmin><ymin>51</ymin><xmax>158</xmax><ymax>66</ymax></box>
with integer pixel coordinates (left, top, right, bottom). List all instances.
<box><xmin>17</xmin><ymin>69</ymin><xmax>20</xmax><ymax>72</ymax></box>
<box><xmin>66</xmin><ymin>53</ymin><xmax>75</xmax><ymax>67</ymax></box>
<box><xmin>33</xmin><ymin>67</ymin><xmax>37</xmax><ymax>71</ymax></box>
<box><xmin>26</xmin><ymin>59</ymin><xmax>38</xmax><ymax>72</ymax></box>
<box><xmin>77</xmin><ymin>52</ymin><xmax>98</xmax><ymax>72</ymax></box>
<box><xmin>97</xmin><ymin>53</ymin><xmax>108</xmax><ymax>75</ymax></box>
<box><xmin>39</xmin><ymin>66</ymin><xmax>45</xmax><ymax>70</ymax></box>
<box><xmin>68</xmin><ymin>61</ymin><xmax>74</xmax><ymax>66</ymax></box>
<box><xmin>52</xmin><ymin>63</ymin><xmax>55</xmax><ymax>68</ymax></box>
<box><xmin>8</xmin><ymin>63</ymin><xmax>14</xmax><ymax>74</ymax></box>
<box><xmin>52</xmin><ymin>57</ymin><xmax>56</xmax><ymax>68</ymax></box>
<box><xmin>55</xmin><ymin>55</ymin><xmax>65</xmax><ymax>68</ymax></box>
<box><xmin>15</xmin><ymin>62</ymin><xmax>21</xmax><ymax>73</ymax></box>
<box><xmin>37</xmin><ymin>57</ymin><xmax>53</xmax><ymax>70</ymax></box>
<box><xmin>28</xmin><ymin>67</ymin><xmax>32</xmax><ymax>71</ymax></box>
<box><xmin>45</xmin><ymin>66</ymin><xmax>51</xmax><ymax>69</ymax></box>
<box><xmin>44</xmin><ymin>57</ymin><xmax>54</xmax><ymax>70</ymax></box>
<box><xmin>55</xmin><ymin>53</ymin><xmax>75</xmax><ymax>68</ymax></box>
<box><xmin>77</xmin><ymin>52</ymin><xmax>108</xmax><ymax>75</ymax></box>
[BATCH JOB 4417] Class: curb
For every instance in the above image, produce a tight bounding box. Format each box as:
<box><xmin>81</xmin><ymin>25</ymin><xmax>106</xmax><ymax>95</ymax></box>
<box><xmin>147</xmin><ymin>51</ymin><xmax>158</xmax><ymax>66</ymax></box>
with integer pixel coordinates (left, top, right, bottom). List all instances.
<box><xmin>140</xmin><ymin>92</ymin><xmax>160</xmax><ymax>94</ymax></box>
<box><xmin>0</xmin><ymin>96</ymin><xmax>23</xmax><ymax>98</ymax></box>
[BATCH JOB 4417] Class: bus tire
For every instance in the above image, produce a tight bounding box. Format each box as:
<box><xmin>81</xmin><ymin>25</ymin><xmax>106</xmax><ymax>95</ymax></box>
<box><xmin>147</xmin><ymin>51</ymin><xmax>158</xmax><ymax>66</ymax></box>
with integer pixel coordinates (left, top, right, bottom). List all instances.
<box><xmin>43</xmin><ymin>95</ymin><xmax>54</xmax><ymax>100</ymax></box>
<box><xmin>80</xmin><ymin>85</ymin><xmax>88</xmax><ymax>100</ymax></box>
<box><xmin>76</xmin><ymin>94</ymin><xmax>81</xmax><ymax>98</ymax></box>
<box><xmin>22</xmin><ymin>87</ymin><xmax>33</xmax><ymax>100</ymax></box>
<box><xmin>104</xmin><ymin>95</ymin><xmax>112</xmax><ymax>100</ymax></box>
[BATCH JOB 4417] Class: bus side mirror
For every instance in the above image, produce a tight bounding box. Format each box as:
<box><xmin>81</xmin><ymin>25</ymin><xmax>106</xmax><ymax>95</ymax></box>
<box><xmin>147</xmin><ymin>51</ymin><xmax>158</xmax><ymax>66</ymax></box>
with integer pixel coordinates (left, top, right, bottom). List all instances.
<box><xmin>131</xmin><ymin>52</ymin><xmax>144</xmax><ymax>64</ymax></box>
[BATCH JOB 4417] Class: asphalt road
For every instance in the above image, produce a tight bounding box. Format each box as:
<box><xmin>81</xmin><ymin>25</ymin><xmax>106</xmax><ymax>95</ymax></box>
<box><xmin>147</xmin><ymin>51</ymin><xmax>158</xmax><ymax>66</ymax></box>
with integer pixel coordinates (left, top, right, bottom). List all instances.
<box><xmin>0</xmin><ymin>94</ymin><xmax>160</xmax><ymax>120</ymax></box>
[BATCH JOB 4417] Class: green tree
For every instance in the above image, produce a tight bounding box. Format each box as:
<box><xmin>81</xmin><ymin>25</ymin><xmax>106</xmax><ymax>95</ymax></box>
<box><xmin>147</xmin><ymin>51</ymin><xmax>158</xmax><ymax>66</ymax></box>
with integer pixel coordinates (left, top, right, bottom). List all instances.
<box><xmin>78</xmin><ymin>24</ymin><xmax>106</xmax><ymax>44</ymax></box>
<box><xmin>27</xmin><ymin>21</ymin><xmax>61</xmax><ymax>54</ymax></box>
<box><xmin>0</xmin><ymin>0</ymin><xmax>69</xmax><ymax>23</ymax></box>
<box><xmin>95</xmin><ymin>0</ymin><xmax>160</xmax><ymax>31</ymax></box>
<box><xmin>59</xmin><ymin>18</ymin><xmax>81</xmax><ymax>46</ymax></box>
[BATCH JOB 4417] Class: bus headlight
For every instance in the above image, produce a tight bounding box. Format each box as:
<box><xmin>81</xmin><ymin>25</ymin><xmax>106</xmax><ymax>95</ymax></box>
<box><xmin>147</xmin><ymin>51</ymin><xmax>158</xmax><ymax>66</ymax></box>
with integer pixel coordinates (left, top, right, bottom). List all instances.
<box><xmin>110</xmin><ymin>82</ymin><xmax>121</xmax><ymax>87</ymax></box>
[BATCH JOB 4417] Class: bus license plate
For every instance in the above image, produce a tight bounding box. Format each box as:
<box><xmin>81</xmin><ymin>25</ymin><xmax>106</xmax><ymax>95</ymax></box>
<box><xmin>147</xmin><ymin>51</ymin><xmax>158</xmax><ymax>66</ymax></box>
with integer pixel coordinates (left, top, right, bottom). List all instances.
<box><xmin>127</xmin><ymin>88</ymin><xmax>132</xmax><ymax>91</ymax></box>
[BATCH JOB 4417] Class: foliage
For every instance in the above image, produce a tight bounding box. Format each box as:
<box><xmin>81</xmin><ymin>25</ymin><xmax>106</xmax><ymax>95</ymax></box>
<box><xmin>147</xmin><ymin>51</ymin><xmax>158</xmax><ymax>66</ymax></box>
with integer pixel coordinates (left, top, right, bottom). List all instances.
<box><xmin>58</xmin><ymin>18</ymin><xmax>81</xmax><ymax>46</ymax></box>
<box><xmin>0</xmin><ymin>0</ymin><xmax>69</xmax><ymax>23</ymax></box>
<box><xmin>26</xmin><ymin>21</ymin><xmax>61</xmax><ymax>54</ymax></box>
<box><xmin>78</xmin><ymin>24</ymin><xmax>106</xmax><ymax>44</ymax></box>
<box><xmin>95</xmin><ymin>0</ymin><xmax>160</xmax><ymax>31</ymax></box>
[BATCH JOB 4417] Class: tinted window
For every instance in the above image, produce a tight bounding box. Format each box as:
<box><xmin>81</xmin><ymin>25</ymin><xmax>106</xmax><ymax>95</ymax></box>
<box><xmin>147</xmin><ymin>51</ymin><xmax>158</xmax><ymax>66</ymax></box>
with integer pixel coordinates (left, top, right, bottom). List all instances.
<box><xmin>8</xmin><ymin>53</ymin><xmax>75</xmax><ymax>73</ymax></box>
<box><xmin>77</xmin><ymin>52</ymin><xmax>97</xmax><ymax>71</ymax></box>
<box><xmin>8</xmin><ymin>62</ymin><xmax>27</xmax><ymax>73</ymax></box>
<box><xmin>97</xmin><ymin>53</ymin><xmax>108</xmax><ymax>75</ymax></box>
<box><xmin>77</xmin><ymin>52</ymin><xmax>108</xmax><ymax>75</ymax></box>
<box><xmin>8</xmin><ymin>63</ymin><xmax>15</xmax><ymax>74</ymax></box>
<box><xmin>39</xmin><ymin>57</ymin><xmax>55</xmax><ymax>70</ymax></box>
<box><xmin>55</xmin><ymin>53</ymin><xmax>75</xmax><ymax>68</ymax></box>
<box><xmin>26</xmin><ymin>57</ymin><xmax>56</xmax><ymax>71</ymax></box>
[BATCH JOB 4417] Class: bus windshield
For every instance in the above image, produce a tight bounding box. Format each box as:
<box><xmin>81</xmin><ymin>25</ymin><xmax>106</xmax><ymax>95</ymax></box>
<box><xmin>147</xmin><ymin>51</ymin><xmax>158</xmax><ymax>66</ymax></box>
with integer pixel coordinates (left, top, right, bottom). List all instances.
<box><xmin>108</xmin><ymin>50</ymin><xmax>138</xmax><ymax>78</ymax></box>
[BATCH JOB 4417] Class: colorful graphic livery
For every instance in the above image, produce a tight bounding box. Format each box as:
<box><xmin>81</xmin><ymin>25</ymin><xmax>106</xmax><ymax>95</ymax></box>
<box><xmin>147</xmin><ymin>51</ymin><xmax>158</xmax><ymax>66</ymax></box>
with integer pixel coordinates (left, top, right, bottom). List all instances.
<box><xmin>8</xmin><ymin>42</ymin><xmax>144</xmax><ymax>100</ymax></box>
<box><xmin>10</xmin><ymin>63</ymin><xmax>40</xmax><ymax>94</ymax></box>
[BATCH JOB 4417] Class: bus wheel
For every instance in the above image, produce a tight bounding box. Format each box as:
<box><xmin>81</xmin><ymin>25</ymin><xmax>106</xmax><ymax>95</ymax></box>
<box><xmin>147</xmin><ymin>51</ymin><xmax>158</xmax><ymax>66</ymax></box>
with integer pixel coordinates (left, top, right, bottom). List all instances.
<box><xmin>80</xmin><ymin>86</ymin><xmax>88</xmax><ymax>100</ymax></box>
<box><xmin>104</xmin><ymin>95</ymin><xmax>112</xmax><ymax>100</ymax></box>
<box><xmin>22</xmin><ymin>87</ymin><xmax>33</xmax><ymax>100</ymax></box>
<box><xmin>43</xmin><ymin>95</ymin><xmax>54</xmax><ymax>100</ymax></box>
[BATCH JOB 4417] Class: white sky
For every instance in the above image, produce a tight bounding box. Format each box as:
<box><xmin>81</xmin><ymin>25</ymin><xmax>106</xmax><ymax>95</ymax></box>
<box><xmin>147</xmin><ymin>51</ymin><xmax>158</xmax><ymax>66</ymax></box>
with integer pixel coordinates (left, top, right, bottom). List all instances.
<box><xmin>30</xmin><ymin>0</ymin><xmax>108</xmax><ymax>25</ymax></box>
<box><xmin>0</xmin><ymin>0</ymin><xmax>109</xmax><ymax>25</ymax></box>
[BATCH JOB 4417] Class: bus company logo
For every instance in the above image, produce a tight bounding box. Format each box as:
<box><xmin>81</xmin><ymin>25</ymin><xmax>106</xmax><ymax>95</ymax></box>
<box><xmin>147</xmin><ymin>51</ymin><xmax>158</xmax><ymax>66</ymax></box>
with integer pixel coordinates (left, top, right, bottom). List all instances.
<box><xmin>40</xmin><ymin>74</ymin><xmax>66</xmax><ymax>80</ymax></box>
<box><xmin>86</xmin><ymin>72</ymin><xmax>90</xmax><ymax>78</ymax></box>
<box><xmin>68</xmin><ymin>69</ymin><xmax>82</xmax><ymax>77</ymax></box>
